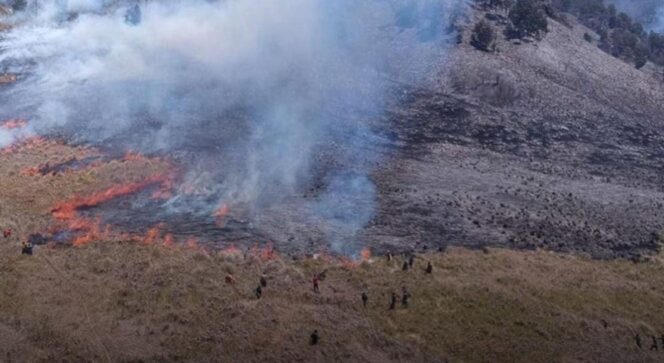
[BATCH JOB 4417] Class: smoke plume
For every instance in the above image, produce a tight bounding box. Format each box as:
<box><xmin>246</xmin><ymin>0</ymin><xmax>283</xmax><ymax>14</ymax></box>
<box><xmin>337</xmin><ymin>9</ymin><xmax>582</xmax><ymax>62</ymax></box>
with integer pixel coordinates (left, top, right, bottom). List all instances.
<box><xmin>0</xmin><ymin>0</ymin><xmax>464</xmax><ymax>252</ymax></box>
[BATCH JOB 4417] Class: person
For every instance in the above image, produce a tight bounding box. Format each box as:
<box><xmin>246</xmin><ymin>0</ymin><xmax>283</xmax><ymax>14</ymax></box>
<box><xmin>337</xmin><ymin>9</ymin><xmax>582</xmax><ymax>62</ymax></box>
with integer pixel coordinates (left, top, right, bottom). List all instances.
<box><xmin>386</xmin><ymin>252</ymin><xmax>392</xmax><ymax>262</ymax></box>
<box><xmin>255</xmin><ymin>285</ymin><xmax>262</xmax><ymax>299</ymax></box>
<box><xmin>260</xmin><ymin>275</ymin><xmax>267</xmax><ymax>288</ymax></box>
<box><xmin>408</xmin><ymin>255</ymin><xmax>415</xmax><ymax>268</ymax></box>
<box><xmin>401</xmin><ymin>287</ymin><xmax>411</xmax><ymax>308</ymax></box>
<box><xmin>21</xmin><ymin>241</ymin><xmax>33</xmax><ymax>255</ymax></box>
<box><xmin>402</xmin><ymin>261</ymin><xmax>409</xmax><ymax>271</ymax></box>
<box><xmin>361</xmin><ymin>292</ymin><xmax>368</xmax><ymax>308</ymax></box>
<box><xmin>310</xmin><ymin>330</ymin><xmax>319</xmax><ymax>345</ymax></box>
<box><xmin>22</xmin><ymin>243</ymin><xmax>31</xmax><ymax>254</ymax></box>
<box><xmin>389</xmin><ymin>292</ymin><xmax>397</xmax><ymax>310</ymax></box>
<box><xmin>225</xmin><ymin>274</ymin><xmax>235</xmax><ymax>285</ymax></box>
<box><xmin>426</xmin><ymin>261</ymin><xmax>433</xmax><ymax>274</ymax></box>
<box><xmin>650</xmin><ymin>335</ymin><xmax>658</xmax><ymax>351</ymax></box>
<box><xmin>635</xmin><ymin>334</ymin><xmax>642</xmax><ymax>349</ymax></box>
<box><xmin>313</xmin><ymin>274</ymin><xmax>320</xmax><ymax>293</ymax></box>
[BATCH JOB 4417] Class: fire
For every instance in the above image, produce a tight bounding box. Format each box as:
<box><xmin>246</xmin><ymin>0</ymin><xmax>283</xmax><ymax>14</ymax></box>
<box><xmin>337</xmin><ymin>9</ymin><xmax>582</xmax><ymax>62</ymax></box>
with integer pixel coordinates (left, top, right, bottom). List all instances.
<box><xmin>0</xmin><ymin>74</ymin><xmax>17</xmax><ymax>84</ymax></box>
<box><xmin>248</xmin><ymin>243</ymin><xmax>277</xmax><ymax>261</ymax></box>
<box><xmin>20</xmin><ymin>166</ymin><xmax>40</xmax><ymax>176</ymax></box>
<box><xmin>122</xmin><ymin>150</ymin><xmax>149</xmax><ymax>162</ymax></box>
<box><xmin>219</xmin><ymin>244</ymin><xmax>243</xmax><ymax>258</ymax></box>
<box><xmin>71</xmin><ymin>217</ymin><xmax>106</xmax><ymax>246</ymax></box>
<box><xmin>151</xmin><ymin>174</ymin><xmax>177</xmax><ymax>200</ymax></box>
<box><xmin>1</xmin><ymin>137</ymin><xmax>48</xmax><ymax>154</ymax></box>
<box><xmin>163</xmin><ymin>233</ymin><xmax>174</xmax><ymax>247</ymax></box>
<box><xmin>50</xmin><ymin>174</ymin><xmax>169</xmax><ymax>246</ymax></box>
<box><xmin>360</xmin><ymin>247</ymin><xmax>371</xmax><ymax>262</ymax></box>
<box><xmin>213</xmin><ymin>203</ymin><xmax>230</xmax><ymax>226</ymax></box>
<box><xmin>1</xmin><ymin>119</ymin><xmax>27</xmax><ymax>130</ymax></box>
<box><xmin>52</xmin><ymin>174</ymin><xmax>169</xmax><ymax>221</ymax></box>
<box><xmin>186</xmin><ymin>237</ymin><xmax>199</xmax><ymax>249</ymax></box>
<box><xmin>143</xmin><ymin>224</ymin><xmax>162</xmax><ymax>245</ymax></box>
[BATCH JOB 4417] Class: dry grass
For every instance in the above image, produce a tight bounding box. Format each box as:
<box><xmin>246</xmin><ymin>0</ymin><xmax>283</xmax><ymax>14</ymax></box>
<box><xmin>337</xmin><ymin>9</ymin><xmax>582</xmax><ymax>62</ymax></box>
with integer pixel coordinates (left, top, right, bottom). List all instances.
<box><xmin>0</xmin><ymin>138</ymin><xmax>171</xmax><ymax>240</ymax></box>
<box><xmin>1</xmin><ymin>241</ymin><xmax>664</xmax><ymax>362</ymax></box>
<box><xmin>1</xmin><ymin>141</ymin><xmax>664</xmax><ymax>362</ymax></box>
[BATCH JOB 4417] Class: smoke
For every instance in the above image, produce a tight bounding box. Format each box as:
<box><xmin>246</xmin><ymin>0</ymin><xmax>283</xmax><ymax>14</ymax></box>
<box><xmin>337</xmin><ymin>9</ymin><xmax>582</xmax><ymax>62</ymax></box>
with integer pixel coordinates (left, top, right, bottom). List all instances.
<box><xmin>606</xmin><ymin>0</ymin><xmax>664</xmax><ymax>32</ymax></box>
<box><xmin>653</xmin><ymin>7</ymin><xmax>664</xmax><ymax>33</ymax></box>
<box><xmin>0</xmin><ymin>0</ymin><xmax>465</xmax><ymax>252</ymax></box>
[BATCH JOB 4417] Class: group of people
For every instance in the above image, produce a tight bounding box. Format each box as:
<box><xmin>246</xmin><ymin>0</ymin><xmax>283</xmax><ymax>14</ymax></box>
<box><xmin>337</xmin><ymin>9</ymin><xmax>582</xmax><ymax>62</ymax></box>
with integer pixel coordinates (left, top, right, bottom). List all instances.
<box><xmin>305</xmin><ymin>253</ymin><xmax>434</xmax><ymax>345</ymax></box>
<box><xmin>635</xmin><ymin>333</ymin><xmax>664</xmax><ymax>351</ymax></box>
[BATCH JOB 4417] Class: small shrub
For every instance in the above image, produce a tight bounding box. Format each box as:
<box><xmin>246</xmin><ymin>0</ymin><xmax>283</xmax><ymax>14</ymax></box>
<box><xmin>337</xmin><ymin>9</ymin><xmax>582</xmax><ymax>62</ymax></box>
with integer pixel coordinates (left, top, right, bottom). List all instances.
<box><xmin>508</xmin><ymin>0</ymin><xmax>548</xmax><ymax>38</ymax></box>
<box><xmin>583</xmin><ymin>33</ymin><xmax>593</xmax><ymax>43</ymax></box>
<box><xmin>471</xmin><ymin>20</ymin><xmax>496</xmax><ymax>52</ymax></box>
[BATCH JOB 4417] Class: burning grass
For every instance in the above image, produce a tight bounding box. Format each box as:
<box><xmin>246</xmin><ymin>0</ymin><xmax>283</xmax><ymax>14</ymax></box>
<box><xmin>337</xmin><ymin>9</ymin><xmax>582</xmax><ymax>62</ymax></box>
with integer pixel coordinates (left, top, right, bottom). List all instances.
<box><xmin>0</xmin><ymin>242</ymin><xmax>663</xmax><ymax>362</ymax></box>
<box><xmin>0</xmin><ymin>137</ymin><xmax>173</xmax><ymax>245</ymax></box>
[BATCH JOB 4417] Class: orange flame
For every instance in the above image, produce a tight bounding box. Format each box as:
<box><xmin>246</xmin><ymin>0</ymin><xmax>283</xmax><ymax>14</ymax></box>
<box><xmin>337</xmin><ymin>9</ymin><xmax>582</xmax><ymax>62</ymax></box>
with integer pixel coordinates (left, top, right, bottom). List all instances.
<box><xmin>50</xmin><ymin>174</ymin><xmax>169</xmax><ymax>246</ymax></box>
<box><xmin>52</xmin><ymin>174</ymin><xmax>168</xmax><ymax>221</ymax></box>
<box><xmin>248</xmin><ymin>243</ymin><xmax>277</xmax><ymax>261</ymax></box>
<box><xmin>360</xmin><ymin>247</ymin><xmax>371</xmax><ymax>262</ymax></box>
<box><xmin>1</xmin><ymin>119</ymin><xmax>27</xmax><ymax>130</ymax></box>
<box><xmin>213</xmin><ymin>203</ymin><xmax>230</xmax><ymax>226</ymax></box>
<box><xmin>186</xmin><ymin>237</ymin><xmax>199</xmax><ymax>249</ymax></box>
<box><xmin>143</xmin><ymin>224</ymin><xmax>162</xmax><ymax>245</ymax></box>
<box><xmin>163</xmin><ymin>233</ymin><xmax>174</xmax><ymax>247</ymax></box>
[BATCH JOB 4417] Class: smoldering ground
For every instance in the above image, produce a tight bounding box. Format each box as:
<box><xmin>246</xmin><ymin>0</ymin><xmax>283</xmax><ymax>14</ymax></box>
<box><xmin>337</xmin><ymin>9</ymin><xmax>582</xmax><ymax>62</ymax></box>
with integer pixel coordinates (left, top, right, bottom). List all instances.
<box><xmin>0</xmin><ymin>0</ymin><xmax>465</xmax><ymax>253</ymax></box>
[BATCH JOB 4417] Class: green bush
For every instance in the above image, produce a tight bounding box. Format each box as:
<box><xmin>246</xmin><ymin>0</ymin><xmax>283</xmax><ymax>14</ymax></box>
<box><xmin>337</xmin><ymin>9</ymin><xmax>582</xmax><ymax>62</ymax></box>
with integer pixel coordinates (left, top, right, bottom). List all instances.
<box><xmin>508</xmin><ymin>0</ymin><xmax>548</xmax><ymax>38</ymax></box>
<box><xmin>471</xmin><ymin>20</ymin><xmax>496</xmax><ymax>52</ymax></box>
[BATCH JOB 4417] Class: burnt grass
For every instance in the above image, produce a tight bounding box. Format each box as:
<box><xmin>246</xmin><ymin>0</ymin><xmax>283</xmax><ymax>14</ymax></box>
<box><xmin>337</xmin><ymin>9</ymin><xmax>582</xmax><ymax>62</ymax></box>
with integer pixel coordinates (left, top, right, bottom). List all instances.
<box><xmin>332</xmin><ymin>8</ymin><xmax>664</xmax><ymax>260</ymax></box>
<box><xmin>364</xmin><ymin>88</ymin><xmax>664</xmax><ymax>260</ymax></box>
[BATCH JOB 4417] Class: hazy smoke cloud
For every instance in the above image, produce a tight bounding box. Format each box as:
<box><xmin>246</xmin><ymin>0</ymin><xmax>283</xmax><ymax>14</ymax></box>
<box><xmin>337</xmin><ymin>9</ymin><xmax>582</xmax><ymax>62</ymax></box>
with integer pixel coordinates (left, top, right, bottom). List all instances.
<box><xmin>607</xmin><ymin>0</ymin><xmax>664</xmax><ymax>32</ymax></box>
<box><xmin>0</xmin><ymin>0</ymin><xmax>464</xmax><ymax>251</ymax></box>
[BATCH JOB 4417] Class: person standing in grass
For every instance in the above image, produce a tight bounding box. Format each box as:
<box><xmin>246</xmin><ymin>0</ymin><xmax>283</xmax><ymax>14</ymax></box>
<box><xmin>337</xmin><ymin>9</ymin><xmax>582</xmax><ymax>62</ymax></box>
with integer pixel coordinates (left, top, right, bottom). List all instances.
<box><xmin>402</xmin><ymin>287</ymin><xmax>411</xmax><ymax>308</ymax></box>
<box><xmin>312</xmin><ymin>274</ymin><xmax>320</xmax><ymax>293</ymax></box>
<box><xmin>389</xmin><ymin>292</ymin><xmax>397</xmax><ymax>310</ymax></box>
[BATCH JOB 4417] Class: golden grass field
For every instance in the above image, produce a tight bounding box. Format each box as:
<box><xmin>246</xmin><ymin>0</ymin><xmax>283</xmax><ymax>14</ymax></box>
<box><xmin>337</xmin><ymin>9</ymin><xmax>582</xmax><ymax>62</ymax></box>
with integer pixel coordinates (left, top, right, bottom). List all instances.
<box><xmin>1</xmin><ymin>139</ymin><xmax>664</xmax><ymax>362</ymax></box>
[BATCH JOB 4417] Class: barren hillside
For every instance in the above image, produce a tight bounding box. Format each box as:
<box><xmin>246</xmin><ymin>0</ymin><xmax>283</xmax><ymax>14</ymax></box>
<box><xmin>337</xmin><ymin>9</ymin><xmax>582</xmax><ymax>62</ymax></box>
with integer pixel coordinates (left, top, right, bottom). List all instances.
<box><xmin>364</xmin><ymin>7</ymin><xmax>664</xmax><ymax>259</ymax></box>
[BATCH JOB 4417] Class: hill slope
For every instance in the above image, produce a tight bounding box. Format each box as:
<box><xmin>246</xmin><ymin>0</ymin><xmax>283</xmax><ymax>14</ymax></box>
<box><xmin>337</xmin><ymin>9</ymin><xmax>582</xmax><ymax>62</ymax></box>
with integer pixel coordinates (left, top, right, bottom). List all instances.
<box><xmin>1</xmin><ymin>241</ymin><xmax>664</xmax><ymax>362</ymax></box>
<box><xmin>365</xmin><ymin>8</ymin><xmax>664</xmax><ymax>259</ymax></box>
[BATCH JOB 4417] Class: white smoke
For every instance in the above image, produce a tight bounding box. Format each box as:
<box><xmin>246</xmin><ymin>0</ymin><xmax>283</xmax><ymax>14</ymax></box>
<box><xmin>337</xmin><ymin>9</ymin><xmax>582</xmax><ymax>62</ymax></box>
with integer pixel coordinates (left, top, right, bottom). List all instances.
<box><xmin>606</xmin><ymin>0</ymin><xmax>664</xmax><ymax>32</ymax></box>
<box><xmin>0</xmin><ymin>0</ymin><xmax>465</xmax><ymax>251</ymax></box>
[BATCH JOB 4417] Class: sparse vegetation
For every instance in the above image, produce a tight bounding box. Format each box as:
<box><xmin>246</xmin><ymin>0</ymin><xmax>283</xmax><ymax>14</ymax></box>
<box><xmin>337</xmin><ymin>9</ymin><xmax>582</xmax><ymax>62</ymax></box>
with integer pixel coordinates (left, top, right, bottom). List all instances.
<box><xmin>549</xmin><ymin>0</ymin><xmax>664</xmax><ymax>68</ymax></box>
<box><xmin>471</xmin><ymin>20</ymin><xmax>497</xmax><ymax>52</ymax></box>
<box><xmin>2</xmin><ymin>241</ymin><xmax>664</xmax><ymax>362</ymax></box>
<box><xmin>508</xmin><ymin>0</ymin><xmax>549</xmax><ymax>39</ymax></box>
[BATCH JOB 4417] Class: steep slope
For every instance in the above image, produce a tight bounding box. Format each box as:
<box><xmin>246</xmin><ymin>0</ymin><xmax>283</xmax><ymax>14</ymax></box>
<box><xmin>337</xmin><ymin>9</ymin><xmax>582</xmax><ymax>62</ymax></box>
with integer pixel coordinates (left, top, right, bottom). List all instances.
<box><xmin>366</xmin><ymin>8</ymin><xmax>664</xmax><ymax>258</ymax></box>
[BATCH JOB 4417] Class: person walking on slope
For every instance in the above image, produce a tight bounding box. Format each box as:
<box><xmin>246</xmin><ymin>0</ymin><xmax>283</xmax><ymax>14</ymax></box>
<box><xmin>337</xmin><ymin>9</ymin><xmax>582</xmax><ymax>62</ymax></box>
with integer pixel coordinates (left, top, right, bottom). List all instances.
<box><xmin>310</xmin><ymin>330</ymin><xmax>320</xmax><ymax>345</ymax></box>
<box><xmin>361</xmin><ymin>292</ymin><xmax>368</xmax><ymax>308</ymax></box>
<box><xmin>313</xmin><ymin>274</ymin><xmax>320</xmax><ymax>293</ymax></box>
<box><xmin>389</xmin><ymin>292</ymin><xmax>397</xmax><ymax>310</ymax></box>
<box><xmin>402</xmin><ymin>287</ymin><xmax>411</xmax><ymax>308</ymax></box>
<box><xmin>21</xmin><ymin>241</ymin><xmax>33</xmax><ymax>255</ymax></box>
<box><xmin>255</xmin><ymin>285</ymin><xmax>262</xmax><ymax>299</ymax></box>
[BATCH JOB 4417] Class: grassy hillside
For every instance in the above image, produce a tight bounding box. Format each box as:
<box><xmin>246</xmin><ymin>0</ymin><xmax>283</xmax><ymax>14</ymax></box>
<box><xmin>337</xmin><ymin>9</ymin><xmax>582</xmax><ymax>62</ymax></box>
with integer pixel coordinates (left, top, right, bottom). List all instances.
<box><xmin>1</xmin><ymin>241</ymin><xmax>664</xmax><ymax>362</ymax></box>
